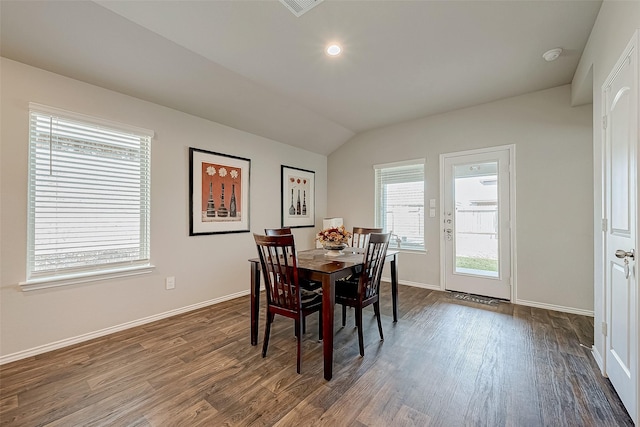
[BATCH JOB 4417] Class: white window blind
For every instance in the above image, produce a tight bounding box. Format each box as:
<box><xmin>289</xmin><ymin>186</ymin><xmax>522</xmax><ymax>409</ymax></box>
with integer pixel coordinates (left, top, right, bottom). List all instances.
<box><xmin>374</xmin><ymin>160</ymin><xmax>425</xmax><ymax>251</ymax></box>
<box><xmin>27</xmin><ymin>104</ymin><xmax>152</xmax><ymax>282</ymax></box>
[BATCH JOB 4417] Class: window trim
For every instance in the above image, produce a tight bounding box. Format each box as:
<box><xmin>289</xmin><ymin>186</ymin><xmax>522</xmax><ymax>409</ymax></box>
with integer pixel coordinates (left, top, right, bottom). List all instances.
<box><xmin>19</xmin><ymin>264</ymin><xmax>155</xmax><ymax>292</ymax></box>
<box><xmin>374</xmin><ymin>158</ymin><xmax>426</xmax><ymax>252</ymax></box>
<box><xmin>22</xmin><ymin>103</ymin><xmax>154</xmax><ymax>291</ymax></box>
<box><xmin>29</xmin><ymin>103</ymin><xmax>155</xmax><ymax>138</ymax></box>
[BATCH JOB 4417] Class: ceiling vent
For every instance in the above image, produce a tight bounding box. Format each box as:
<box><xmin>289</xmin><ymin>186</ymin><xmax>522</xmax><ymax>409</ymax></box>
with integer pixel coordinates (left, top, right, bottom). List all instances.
<box><xmin>279</xmin><ymin>0</ymin><xmax>324</xmax><ymax>17</ymax></box>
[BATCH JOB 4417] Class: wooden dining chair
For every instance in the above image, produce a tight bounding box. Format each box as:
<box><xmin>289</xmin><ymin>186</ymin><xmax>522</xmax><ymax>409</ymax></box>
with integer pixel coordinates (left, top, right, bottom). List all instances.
<box><xmin>265</xmin><ymin>227</ymin><xmax>320</xmax><ymax>334</ymax></box>
<box><xmin>253</xmin><ymin>233</ymin><xmax>323</xmax><ymax>373</ymax></box>
<box><xmin>264</xmin><ymin>227</ymin><xmax>292</xmax><ymax>236</ymax></box>
<box><xmin>351</xmin><ymin>227</ymin><xmax>383</xmax><ymax>248</ymax></box>
<box><xmin>342</xmin><ymin>227</ymin><xmax>383</xmax><ymax>284</ymax></box>
<box><xmin>335</xmin><ymin>232</ymin><xmax>390</xmax><ymax>357</ymax></box>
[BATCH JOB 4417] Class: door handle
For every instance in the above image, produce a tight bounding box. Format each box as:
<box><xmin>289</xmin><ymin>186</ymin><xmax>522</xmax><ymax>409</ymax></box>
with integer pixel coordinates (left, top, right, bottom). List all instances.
<box><xmin>615</xmin><ymin>249</ymin><xmax>636</xmax><ymax>261</ymax></box>
<box><xmin>615</xmin><ymin>249</ymin><xmax>635</xmax><ymax>279</ymax></box>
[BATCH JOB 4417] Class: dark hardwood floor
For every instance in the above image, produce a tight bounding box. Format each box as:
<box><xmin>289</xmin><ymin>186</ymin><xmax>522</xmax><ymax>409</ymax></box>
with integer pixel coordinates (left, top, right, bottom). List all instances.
<box><xmin>0</xmin><ymin>285</ymin><xmax>633</xmax><ymax>426</ymax></box>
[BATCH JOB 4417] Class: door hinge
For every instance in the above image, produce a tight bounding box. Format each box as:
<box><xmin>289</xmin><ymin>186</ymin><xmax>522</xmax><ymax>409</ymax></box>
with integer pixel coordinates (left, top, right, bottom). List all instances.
<box><xmin>602</xmin><ymin>218</ymin><xmax>608</xmax><ymax>232</ymax></box>
<box><xmin>601</xmin><ymin>322</ymin><xmax>608</xmax><ymax>336</ymax></box>
<box><xmin>602</xmin><ymin>115</ymin><xmax>608</xmax><ymax>130</ymax></box>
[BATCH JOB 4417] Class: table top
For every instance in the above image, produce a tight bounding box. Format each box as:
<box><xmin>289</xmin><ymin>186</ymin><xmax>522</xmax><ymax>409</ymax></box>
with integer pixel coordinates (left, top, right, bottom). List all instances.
<box><xmin>249</xmin><ymin>247</ymin><xmax>398</xmax><ymax>275</ymax></box>
<box><xmin>297</xmin><ymin>248</ymin><xmax>365</xmax><ymax>273</ymax></box>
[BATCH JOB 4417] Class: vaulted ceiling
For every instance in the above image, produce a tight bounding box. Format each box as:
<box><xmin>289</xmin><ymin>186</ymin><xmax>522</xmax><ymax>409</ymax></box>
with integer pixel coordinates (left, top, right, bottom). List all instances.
<box><xmin>0</xmin><ymin>1</ymin><xmax>602</xmax><ymax>155</ymax></box>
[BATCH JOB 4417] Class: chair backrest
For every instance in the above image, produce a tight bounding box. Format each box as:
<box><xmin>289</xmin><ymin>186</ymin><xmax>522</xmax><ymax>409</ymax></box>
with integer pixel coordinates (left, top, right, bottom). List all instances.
<box><xmin>253</xmin><ymin>233</ymin><xmax>301</xmax><ymax>313</ymax></box>
<box><xmin>358</xmin><ymin>233</ymin><xmax>391</xmax><ymax>301</ymax></box>
<box><xmin>351</xmin><ymin>227</ymin><xmax>383</xmax><ymax>248</ymax></box>
<box><xmin>265</xmin><ymin>227</ymin><xmax>292</xmax><ymax>236</ymax></box>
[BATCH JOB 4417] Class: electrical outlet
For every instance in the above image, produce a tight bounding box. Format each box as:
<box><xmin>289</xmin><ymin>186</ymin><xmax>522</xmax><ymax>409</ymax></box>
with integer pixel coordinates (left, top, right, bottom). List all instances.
<box><xmin>166</xmin><ymin>276</ymin><xmax>175</xmax><ymax>290</ymax></box>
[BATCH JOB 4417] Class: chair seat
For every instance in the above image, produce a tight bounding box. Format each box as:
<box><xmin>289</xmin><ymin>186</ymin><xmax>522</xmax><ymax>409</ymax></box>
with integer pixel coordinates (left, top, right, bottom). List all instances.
<box><xmin>336</xmin><ymin>265</ymin><xmax>363</xmax><ymax>285</ymax></box>
<box><xmin>336</xmin><ymin>275</ymin><xmax>359</xmax><ymax>299</ymax></box>
<box><xmin>300</xmin><ymin>278</ymin><xmax>322</xmax><ymax>292</ymax></box>
<box><xmin>300</xmin><ymin>287</ymin><xmax>323</xmax><ymax>307</ymax></box>
<box><xmin>301</xmin><ymin>278</ymin><xmax>322</xmax><ymax>307</ymax></box>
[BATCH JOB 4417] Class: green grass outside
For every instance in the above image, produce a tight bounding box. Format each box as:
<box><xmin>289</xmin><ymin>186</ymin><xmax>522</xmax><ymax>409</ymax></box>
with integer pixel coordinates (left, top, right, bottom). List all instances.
<box><xmin>456</xmin><ymin>256</ymin><xmax>498</xmax><ymax>272</ymax></box>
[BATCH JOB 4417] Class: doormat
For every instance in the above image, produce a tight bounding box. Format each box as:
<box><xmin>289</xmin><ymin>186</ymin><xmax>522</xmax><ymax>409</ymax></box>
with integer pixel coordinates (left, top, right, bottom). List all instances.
<box><xmin>450</xmin><ymin>292</ymin><xmax>500</xmax><ymax>306</ymax></box>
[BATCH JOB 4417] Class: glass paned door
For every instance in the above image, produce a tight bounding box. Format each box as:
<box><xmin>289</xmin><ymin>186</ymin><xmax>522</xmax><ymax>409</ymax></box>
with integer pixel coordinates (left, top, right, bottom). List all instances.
<box><xmin>454</xmin><ymin>162</ymin><xmax>499</xmax><ymax>278</ymax></box>
<box><xmin>442</xmin><ymin>146</ymin><xmax>512</xmax><ymax>300</ymax></box>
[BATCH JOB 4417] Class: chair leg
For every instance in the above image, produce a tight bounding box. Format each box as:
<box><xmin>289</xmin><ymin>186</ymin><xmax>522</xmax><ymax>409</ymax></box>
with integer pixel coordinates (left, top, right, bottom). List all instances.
<box><xmin>374</xmin><ymin>301</ymin><xmax>384</xmax><ymax>341</ymax></box>
<box><xmin>294</xmin><ymin>320</ymin><xmax>300</xmax><ymax>337</ymax></box>
<box><xmin>342</xmin><ymin>304</ymin><xmax>347</xmax><ymax>327</ymax></box>
<box><xmin>296</xmin><ymin>317</ymin><xmax>303</xmax><ymax>374</ymax></box>
<box><xmin>356</xmin><ymin>307</ymin><xmax>365</xmax><ymax>357</ymax></box>
<box><xmin>262</xmin><ymin>311</ymin><xmax>273</xmax><ymax>358</ymax></box>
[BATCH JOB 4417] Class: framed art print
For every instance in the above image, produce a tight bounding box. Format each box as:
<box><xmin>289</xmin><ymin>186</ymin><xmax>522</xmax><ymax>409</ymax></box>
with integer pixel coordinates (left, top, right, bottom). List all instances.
<box><xmin>281</xmin><ymin>165</ymin><xmax>315</xmax><ymax>228</ymax></box>
<box><xmin>189</xmin><ymin>147</ymin><xmax>250</xmax><ymax>235</ymax></box>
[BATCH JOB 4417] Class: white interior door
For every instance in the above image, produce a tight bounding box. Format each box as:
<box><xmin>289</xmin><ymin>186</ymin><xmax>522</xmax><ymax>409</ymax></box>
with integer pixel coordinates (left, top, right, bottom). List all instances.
<box><xmin>603</xmin><ymin>32</ymin><xmax>638</xmax><ymax>423</ymax></box>
<box><xmin>441</xmin><ymin>146</ymin><xmax>513</xmax><ymax>300</ymax></box>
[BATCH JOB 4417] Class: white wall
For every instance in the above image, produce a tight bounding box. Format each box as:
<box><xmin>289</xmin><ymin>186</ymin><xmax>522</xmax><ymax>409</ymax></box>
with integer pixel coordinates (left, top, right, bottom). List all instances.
<box><xmin>327</xmin><ymin>85</ymin><xmax>593</xmax><ymax>313</ymax></box>
<box><xmin>0</xmin><ymin>58</ymin><xmax>327</xmax><ymax>360</ymax></box>
<box><xmin>571</xmin><ymin>1</ymin><xmax>640</xmax><ymax>369</ymax></box>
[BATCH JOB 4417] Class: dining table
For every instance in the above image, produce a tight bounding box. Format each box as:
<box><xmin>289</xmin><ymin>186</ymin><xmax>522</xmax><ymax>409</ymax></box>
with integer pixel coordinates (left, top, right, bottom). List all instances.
<box><xmin>249</xmin><ymin>247</ymin><xmax>399</xmax><ymax>380</ymax></box>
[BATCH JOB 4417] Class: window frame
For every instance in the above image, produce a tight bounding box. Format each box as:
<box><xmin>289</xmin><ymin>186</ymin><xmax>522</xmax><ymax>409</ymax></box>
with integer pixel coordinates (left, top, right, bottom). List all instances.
<box><xmin>374</xmin><ymin>159</ymin><xmax>426</xmax><ymax>252</ymax></box>
<box><xmin>21</xmin><ymin>104</ymin><xmax>154</xmax><ymax>291</ymax></box>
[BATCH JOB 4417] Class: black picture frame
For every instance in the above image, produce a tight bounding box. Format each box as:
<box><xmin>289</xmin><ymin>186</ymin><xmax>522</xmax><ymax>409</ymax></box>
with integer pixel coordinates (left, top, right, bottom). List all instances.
<box><xmin>189</xmin><ymin>147</ymin><xmax>250</xmax><ymax>235</ymax></box>
<box><xmin>281</xmin><ymin>165</ymin><xmax>315</xmax><ymax>228</ymax></box>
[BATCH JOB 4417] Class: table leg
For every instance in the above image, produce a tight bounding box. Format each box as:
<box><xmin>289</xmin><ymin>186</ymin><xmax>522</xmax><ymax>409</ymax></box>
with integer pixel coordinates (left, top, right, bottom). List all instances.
<box><xmin>391</xmin><ymin>254</ymin><xmax>398</xmax><ymax>322</ymax></box>
<box><xmin>322</xmin><ymin>275</ymin><xmax>335</xmax><ymax>381</ymax></box>
<box><xmin>250</xmin><ymin>261</ymin><xmax>260</xmax><ymax>346</ymax></box>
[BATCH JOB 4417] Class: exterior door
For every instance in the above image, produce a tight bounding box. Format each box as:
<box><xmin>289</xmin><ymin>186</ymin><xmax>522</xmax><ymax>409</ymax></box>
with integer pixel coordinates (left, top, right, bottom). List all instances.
<box><xmin>441</xmin><ymin>146</ymin><xmax>513</xmax><ymax>300</ymax></box>
<box><xmin>603</xmin><ymin>32</ymin><xmax>638</xmax><ymax>423</ymax></box>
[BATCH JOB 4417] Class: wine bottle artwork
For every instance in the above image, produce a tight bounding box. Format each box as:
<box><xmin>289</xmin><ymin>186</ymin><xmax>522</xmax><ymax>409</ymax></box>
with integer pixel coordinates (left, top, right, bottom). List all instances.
<box><xmin>302</xmin><ymin>190</ymin><xmax>307</xmax><ymax>216</ymax></box>
<box><xmin>296</xmin><ymin>190</ymin><xmax>301</xmax><ymax>215</ymax></box>
<box><xmin>193</xmin><ymin>153</ymin><xmax>250</xmax><ymax>236</ymax></box>
<box><xmin>206</xmin><ymin>182</ymin><xmax>216</xmax><ymax>217</ymax></box>
<box><xmin>289</xmin><ymin>189</ymin><xmax>295</xmax><ymax>215</ymax></box>
<box><xmin>217</xmin><ymin>183</ymin><xmax>228</xmax><ymax>217</ymax></box>
<box><xmin>230</xmin><ymin>184</ymin><xmax>237</xmax><ymax>217</ymax></box>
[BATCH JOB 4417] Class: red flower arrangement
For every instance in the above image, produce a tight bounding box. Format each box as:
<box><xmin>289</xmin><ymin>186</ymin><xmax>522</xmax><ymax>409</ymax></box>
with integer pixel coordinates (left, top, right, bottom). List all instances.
<box><xmin>316</xmin><ymin>225</ymin><xmax>352</xmax><ymax>245</ymax></box>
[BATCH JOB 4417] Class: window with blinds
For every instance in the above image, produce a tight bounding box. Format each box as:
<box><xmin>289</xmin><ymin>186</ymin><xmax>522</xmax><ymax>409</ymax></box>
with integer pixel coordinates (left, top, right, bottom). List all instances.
<box><xmin>374</xmin><ymin>160</ymin><xmax>425</xmax><ymax>251</ymax></box>
<box><xmin>27</xmin><ymin>104</ymin><xmax>152</xmax><ymax>283</ymax></box>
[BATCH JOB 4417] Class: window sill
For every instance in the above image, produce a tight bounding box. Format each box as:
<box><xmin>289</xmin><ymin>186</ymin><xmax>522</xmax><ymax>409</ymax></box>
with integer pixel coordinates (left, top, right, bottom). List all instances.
<box><xmin>19</xmin><ymin>264</ymin><xmax>156</xmax><ymax>291</ymax></box>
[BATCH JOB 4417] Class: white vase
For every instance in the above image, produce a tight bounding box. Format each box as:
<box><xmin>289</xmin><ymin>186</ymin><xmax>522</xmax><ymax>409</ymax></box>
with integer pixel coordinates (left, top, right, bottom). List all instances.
<box><xmin>323</xmin><ymin>243</ymin><xmax>346</xmax><ymax>257</ymax></box>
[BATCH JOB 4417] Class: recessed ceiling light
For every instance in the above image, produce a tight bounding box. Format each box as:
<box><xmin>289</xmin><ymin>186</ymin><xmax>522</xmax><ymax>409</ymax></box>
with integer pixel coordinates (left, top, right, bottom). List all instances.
<box><xmin>326</xmin><ymin>44</ymin><xmax>342</xmax><ymax>56</ymax></box>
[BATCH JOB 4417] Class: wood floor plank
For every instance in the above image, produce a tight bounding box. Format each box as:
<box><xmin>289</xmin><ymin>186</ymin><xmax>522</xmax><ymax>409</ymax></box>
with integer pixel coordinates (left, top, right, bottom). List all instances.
<box><xmin>0</xmin><ymin>285</ymin><xmax>633</xmax><ymax>426</ymax></box>
<box><xmin>44</xmin><ymin>381</ymin><xmax>157</xmax><ymax>427</ymax></box>
<box><xmin>0</xmin><ymin>395</ymin><xmax>18</xmax><ymax>414</ymax></box>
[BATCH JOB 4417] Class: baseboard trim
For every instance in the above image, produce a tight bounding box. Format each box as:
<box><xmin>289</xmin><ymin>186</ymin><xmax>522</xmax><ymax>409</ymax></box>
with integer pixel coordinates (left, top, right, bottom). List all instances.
<box><xmin>381</xmin><ymin>277</ymin><xmax>441</xmax><ymax>291</ymax></box>
<box><xmin>592</xmin><ymin>345</ymin><xmax>605</xmax><ymax>375</ymax></box>
<box><xmin>515</xmin><ymin>298</ymin><xmax>594</xmax><ymax>317</ymax></box>
<box><xmin>381</xmin><ymin>279</ymin><xmax>594</xmax><ymax>317</ymax></box>
<box><xmin>0</xmin><ymin>290</ymin><xmax>249</xmax><ymax>365</ymax></box>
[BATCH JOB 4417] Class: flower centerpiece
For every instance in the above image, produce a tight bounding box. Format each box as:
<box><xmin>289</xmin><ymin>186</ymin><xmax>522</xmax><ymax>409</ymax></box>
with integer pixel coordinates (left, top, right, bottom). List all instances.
<box><xmin>316</xmin><ymin>225</ymin><xmax>352</xmax><ymax>256</ymax></box>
